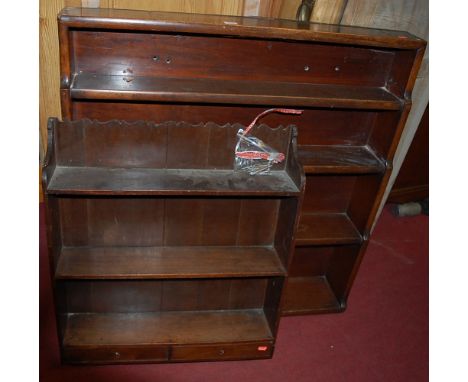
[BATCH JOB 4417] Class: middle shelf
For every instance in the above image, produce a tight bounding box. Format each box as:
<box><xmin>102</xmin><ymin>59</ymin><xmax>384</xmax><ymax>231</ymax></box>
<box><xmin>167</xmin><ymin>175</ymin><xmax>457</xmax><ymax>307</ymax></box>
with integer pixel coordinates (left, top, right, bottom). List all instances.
<box><xmin>296</xmin><ymin>213</ymin><xmax>362</xmax><ymax>245</ymax></box>
<box><xmin>47</xmin><ymin>166</ymin><xmax>300</xmax><ymax>196</ymax></box>
<box><xmin>56</xmin><ymin>246</ymin><xmax>286</xmax><ymax>279</ymax></box>
<box><xmin>298</xmin><ymin>145</ymin><xmax>385</xmax><ymax>174</ymax></box>
<box><xmin>70</xmin><ymin>72</ymin><xmax>403</xmax><ymax>110</ymax></box>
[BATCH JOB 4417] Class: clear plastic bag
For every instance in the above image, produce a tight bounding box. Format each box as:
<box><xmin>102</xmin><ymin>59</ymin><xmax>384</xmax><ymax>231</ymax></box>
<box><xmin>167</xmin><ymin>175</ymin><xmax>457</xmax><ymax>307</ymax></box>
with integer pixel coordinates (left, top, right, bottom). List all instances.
<box><xmin>234</xmin><ymin>108</ymin><xmax>303</xmax><ymax>175</ymax></box>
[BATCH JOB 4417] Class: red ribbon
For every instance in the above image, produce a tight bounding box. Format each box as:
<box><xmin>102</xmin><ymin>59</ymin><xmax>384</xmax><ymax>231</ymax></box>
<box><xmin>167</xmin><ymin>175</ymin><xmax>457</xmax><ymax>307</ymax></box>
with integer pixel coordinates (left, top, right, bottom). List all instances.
<box><xmin>242</xmin><ymin>108</ymin><xmax>303</xmax><ymax>136</ymax></box>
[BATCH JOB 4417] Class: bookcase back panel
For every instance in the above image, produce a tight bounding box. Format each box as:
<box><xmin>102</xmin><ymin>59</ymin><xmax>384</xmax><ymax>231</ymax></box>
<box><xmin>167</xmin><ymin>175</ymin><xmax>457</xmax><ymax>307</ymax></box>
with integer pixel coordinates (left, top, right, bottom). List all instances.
<box><xmin>300</xmin><ymin>174</ymin><xmax>383</xmax><ymax>237</ymax></box>
<box><xmin>284</xmin><ymin>244</ymin><xmax>361</xmax><ymax>314</ymax></box>
<box><xmin>302</xmin><ymin>175</ymin><xmax>356</xmax><ymax>213</ymax></box>
<box><xmin>58</xmin><ymin>197</ymin><xmax>280</xmax><ymax>247</ymax></box>
<box><xmin>288</xmin><ymin>247</ymin><xmax>334</xmax><ymax>277</ymax></box>
<box><xmin>288</xmin><ymin>245</ymin><xmax>360</xmax><ymax>280</ymax></box>
<box><xmin>62</xmin><ymin>279</ymin><xmax>268</xmax><ymax>313</ymax></box>
<box><xmin>72</xmin><ymin>102</ymin><xmax>376</xmax><ymax>147</ymax></box>
<box><xmin>59</xmin><ymin>197</ymin><xmax>164</xmax><ymax>246</ymax></box>
<box><xmin>295</xmin><ymin>110</ymin><xmax>376</xmax><ymax>147</ymax></box>
<box><xmin>54</xmin><ymin>120</ymin><xmax>291</xmax><ymax>171</ymax></box>
<box><xmin>72</xmin><ymin>30</ymin><xmax>394</xmax><ymax>87</ymax></box>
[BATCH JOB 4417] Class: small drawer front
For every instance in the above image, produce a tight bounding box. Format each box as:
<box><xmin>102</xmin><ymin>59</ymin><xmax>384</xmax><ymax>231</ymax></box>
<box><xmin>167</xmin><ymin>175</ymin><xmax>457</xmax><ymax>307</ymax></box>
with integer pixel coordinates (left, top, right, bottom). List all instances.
<box><xmin>171</xmin><ymin>342</ymin><xmax>274</xmax><ymax>362</ymax></box>
<box><xmin>63</xmin><ymin>345</ymin><xmax>169</xmax><ymax>364</ymax></box>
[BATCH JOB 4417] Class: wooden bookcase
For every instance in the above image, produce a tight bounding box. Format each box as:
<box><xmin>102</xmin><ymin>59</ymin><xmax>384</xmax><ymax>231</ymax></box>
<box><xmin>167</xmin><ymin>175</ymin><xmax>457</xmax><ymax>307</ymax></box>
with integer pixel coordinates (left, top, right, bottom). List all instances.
<box><xmin>56</xmin><ymin>8</ymin><xmax>426</xmax><ymax>317</ymax></box>
<box><xmin>42</xmin><ymin>118</ymin><xmax>304</xmax><ymax>364</ymax></box>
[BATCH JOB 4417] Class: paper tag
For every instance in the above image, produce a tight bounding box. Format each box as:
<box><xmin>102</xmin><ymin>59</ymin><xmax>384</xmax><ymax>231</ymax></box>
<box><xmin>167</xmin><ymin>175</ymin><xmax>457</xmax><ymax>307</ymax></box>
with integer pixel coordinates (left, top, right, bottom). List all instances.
<box><xmin>257</xmin><ymin>346</ymin><xmax>268</xmax><ymax>351</ymax></box>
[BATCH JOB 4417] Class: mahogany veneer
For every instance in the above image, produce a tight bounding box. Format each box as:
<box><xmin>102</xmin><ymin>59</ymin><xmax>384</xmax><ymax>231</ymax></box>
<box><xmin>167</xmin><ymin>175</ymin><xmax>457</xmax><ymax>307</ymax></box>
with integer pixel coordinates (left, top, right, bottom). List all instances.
<box><xmin>55</xmin><ymin>7</ymin><xmax>426</xmax><ymax>325</ymax></box>
<box><xmin>43</xmin><ymin>118</ymin><xmax>304</xmax><ymax>364</ymax></box>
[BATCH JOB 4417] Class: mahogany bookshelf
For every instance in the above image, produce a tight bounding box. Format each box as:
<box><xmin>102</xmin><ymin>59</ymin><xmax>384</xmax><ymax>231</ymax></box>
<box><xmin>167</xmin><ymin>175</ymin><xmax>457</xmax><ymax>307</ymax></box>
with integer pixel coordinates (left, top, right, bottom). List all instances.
<box><xmin>42</xmin><ymin>119</ymin><xmax>304</xmax><ymax>364</ymax></box>
<box><xmin>51</xmin><ymin>6</ymin><xmax>426</xmax><ymax>355</ymax></box>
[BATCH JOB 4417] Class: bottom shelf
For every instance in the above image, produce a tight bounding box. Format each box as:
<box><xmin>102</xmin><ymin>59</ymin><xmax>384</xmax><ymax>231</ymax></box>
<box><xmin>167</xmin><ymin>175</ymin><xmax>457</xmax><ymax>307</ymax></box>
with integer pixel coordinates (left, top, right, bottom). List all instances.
<box><xmin>296</xmin><ymin>213</ymin><xmax>362</xmax><ymax>245</ymax></box>
<box><xmin>282</xmin><ymin>276</ymin><xmax>342</xmax><ymax>315</ymax></box>
<box><xmin>62</xmin><ymin>309</ymin><xmax>274</xmax><ymax>363</ymax></box>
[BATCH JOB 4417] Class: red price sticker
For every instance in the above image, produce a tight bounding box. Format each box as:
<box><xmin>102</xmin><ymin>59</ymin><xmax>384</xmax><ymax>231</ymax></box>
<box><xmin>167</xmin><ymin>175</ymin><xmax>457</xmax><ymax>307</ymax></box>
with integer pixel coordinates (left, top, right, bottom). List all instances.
<box><xmin>257</xmin><ymin>346</ymin><xmax>268</xmax><ymax>351</ymax></box>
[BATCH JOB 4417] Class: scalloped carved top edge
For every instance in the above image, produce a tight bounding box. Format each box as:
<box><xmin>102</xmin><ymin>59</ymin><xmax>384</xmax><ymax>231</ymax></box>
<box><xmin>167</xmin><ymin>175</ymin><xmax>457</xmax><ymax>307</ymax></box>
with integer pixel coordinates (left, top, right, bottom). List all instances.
<box><xmin>58</xmin><ymin>118</ymin><xmax>294</xmax><ymax>133</ymax></box>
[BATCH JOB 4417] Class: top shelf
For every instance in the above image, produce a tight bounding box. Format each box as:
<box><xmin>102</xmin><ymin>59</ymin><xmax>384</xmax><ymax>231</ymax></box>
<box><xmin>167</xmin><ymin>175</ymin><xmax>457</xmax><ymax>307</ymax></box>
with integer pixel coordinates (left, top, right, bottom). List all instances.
<box><xmin>71</xmin><ymin>73</ymin><xmax>403</xmax><ymax>111</ymax></box>
<box><xmin>42</xmin><ymin>118</ymin><xmax>304</xmax><ymax>196</ymax></box>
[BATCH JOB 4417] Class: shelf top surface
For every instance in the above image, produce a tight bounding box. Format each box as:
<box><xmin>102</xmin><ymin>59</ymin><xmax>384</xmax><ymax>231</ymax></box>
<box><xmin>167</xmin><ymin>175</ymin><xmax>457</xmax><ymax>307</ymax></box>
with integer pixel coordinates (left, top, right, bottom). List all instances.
<box><xmin>283</xmin><ymin>276</ymin><xmax>341</xmax><ymax>314</ymax></box>
<box><xmin>298</xmin><ymin>145</ymin><xmax>385</xmax><ymax>174</ymax></box>
<box><xmin>59</xmin><ymin>7</ymin><xmax>426</xmax><ymax>49</ymax></box>
<box><xmin>64</xmin><ymin>310</ymin><xmax>273</xmax><ymax>346</ymax></box>
<box><xmin>56</xmin><ymin>246</ymin><xmax>286</xmax><ymax>279</ymax></box>
<box><xmin>296</xmin><ymin>212</ymin><xmax>362</xmax><ymax>245</ymax></box>
<box><xmin>47</xmin><ymin>166</ymin><xmax>300</xmax><ymax>196</ymax></box>
<box><xmin>71</xmin><ymin>73</ymin><xmax>402</xmax><ymax>110</ymax></box>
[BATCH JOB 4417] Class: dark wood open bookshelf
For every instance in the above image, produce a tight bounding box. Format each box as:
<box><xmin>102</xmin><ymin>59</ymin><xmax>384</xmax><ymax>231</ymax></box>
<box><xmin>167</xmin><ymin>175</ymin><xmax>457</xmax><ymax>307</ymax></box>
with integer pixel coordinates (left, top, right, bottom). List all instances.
<box><xmin>43</xmin><ymin>119</ymin><xmax>304</xmax><ymax>364</ymax></box>
<box><xmin>49</xmin><ymin>7</ymin><xmax>426</xmax><ymax>363</ymax></box>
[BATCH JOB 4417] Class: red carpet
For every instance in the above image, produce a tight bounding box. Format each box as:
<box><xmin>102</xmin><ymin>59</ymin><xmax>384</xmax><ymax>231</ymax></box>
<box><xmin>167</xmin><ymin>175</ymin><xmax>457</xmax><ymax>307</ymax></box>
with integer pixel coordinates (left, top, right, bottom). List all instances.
<box><xmin>40</xmin><ymin>205</ymin><xmax>428</xmax><ymax>381</ymax></box>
